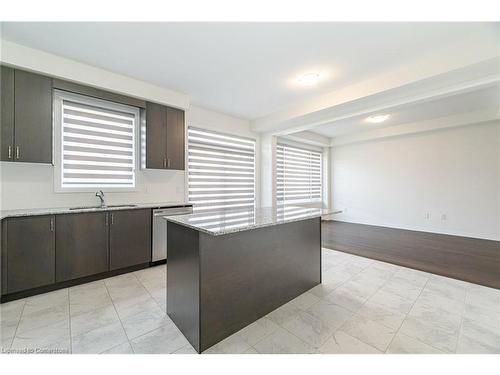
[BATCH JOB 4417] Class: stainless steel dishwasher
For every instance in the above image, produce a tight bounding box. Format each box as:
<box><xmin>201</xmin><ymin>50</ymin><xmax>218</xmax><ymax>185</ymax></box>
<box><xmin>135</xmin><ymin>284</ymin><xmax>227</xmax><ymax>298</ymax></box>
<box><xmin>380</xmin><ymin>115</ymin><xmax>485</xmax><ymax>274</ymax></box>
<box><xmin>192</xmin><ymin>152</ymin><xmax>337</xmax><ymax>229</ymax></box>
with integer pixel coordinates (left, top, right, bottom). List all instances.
<box><xmin>152</xmin><ymin>206</ymin><xmax>193</xmax><ymax>262</ymax></box>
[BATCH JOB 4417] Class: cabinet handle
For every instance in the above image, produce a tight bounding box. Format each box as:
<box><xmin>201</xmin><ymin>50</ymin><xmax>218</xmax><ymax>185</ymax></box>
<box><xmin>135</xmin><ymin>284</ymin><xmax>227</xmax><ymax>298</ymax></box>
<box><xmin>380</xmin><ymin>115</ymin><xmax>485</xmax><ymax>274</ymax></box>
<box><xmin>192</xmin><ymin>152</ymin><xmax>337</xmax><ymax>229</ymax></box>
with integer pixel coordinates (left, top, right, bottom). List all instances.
<box><xmin>167</xmin><ymin>158</ymin><xmax>171</xmax><ymax>168</ymax></box>
<box><xmin>111</xmin><ymin>213</ymin><xmax>114</xmax><ymax>225</ymax></box>
<box><xmin>105</xmin><ymin>214</ymin><xmax>109</xmax><ymax>226</ymax></box>
<box><xmin>50</xmin><ymin>218</ymin><xmax>54</xmax><ymax>232</ymax></box>
<box><xmin>16</xmin><ymin>146</ymin><xmax>20</xmax><ymax>159</ymax></box>
<box><xmin>163</xmin><ymin>157</ymin><xmax>167</xmax><ymax>168</ymax></box>
<box><xmin>8</xmin><ymin>145</ymin><xmax>12</xmax><ymax>159</ymax></box>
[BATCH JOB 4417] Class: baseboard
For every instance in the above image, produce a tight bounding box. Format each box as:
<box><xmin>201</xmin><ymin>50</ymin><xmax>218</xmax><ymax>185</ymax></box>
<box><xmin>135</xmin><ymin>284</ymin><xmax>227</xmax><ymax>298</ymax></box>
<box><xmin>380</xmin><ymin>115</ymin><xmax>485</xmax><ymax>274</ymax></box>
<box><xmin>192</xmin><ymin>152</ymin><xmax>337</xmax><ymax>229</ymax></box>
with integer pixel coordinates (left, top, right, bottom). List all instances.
<box><xmin>1</xmin><ymin>262</ymin><xmax>150</xmax><ymax>304</ymax></box>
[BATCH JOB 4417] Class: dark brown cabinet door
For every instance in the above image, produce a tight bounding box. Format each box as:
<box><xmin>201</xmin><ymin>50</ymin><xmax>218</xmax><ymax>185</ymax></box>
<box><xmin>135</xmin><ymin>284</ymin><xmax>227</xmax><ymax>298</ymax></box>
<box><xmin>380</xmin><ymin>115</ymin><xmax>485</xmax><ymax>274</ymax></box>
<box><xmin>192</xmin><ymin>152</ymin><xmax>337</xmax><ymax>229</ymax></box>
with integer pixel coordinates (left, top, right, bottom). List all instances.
<box><xmin>55</xmin><ymin>212</ymin><xmax>109</xmax><ymax>282</ymax></box>
<box><xmin>4</xmin><ymin>215</ymin><xmax>55</xmax><ymax>293</ymax></box>
<box><xmin>109</xmin><ymin>209</ymin><xmax>151</xmax><ymax>271</ymax></box>
<box><xmin>1</xmin><ymin>66</ymin><xmax>15</xmax><ymax>162</ymax></box>
<box><xmin>14</xmin><ymin>70</ymin><xmax>53</xmax><ymax>163</ymax></box>
<box><xmin>166</xmin><ymin>107</ymin><xmax>185</xmax><ymax>170</ymax></box>
<box><xmin>145</xmin><ymin>102</ymin><xmax>167</xmax><ymax>169</ymax></box>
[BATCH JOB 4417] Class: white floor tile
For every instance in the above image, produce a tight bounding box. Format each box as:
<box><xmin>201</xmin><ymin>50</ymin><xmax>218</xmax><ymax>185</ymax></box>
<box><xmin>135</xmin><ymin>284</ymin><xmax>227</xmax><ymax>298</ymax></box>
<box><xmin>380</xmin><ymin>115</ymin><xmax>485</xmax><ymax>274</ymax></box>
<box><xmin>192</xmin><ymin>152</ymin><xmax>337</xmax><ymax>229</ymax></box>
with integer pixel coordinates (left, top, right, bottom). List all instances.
<box><xmin>399</xmin><ymin>316</ymin><xmax>458</xmax><ymax>353</ymax></box>
<box><xmin>460</xmin><ymin>318</ymin><xmax>500</xmax><ymax>351</ymax></box>
<box><xmin>236</xmin><ymin>317</ymin><xmax>279</xmax><ymax>346</ymax></box>
<box><xmin>386</xmin><ymin>333</ymin><xmax>444</xmax><ymax>354</ymax></box>
<box><xmin>173</xmin><ymin>344</ymin><xmax>198</xmax><ymax>354</ymax></box>
<box><xmin>253</xmin><ymin>326</ymin><xmax>316</xmax><ymax>354</ymax></box>
<box><xmin>463</xmin><ymin>304</ymin><xmax>500</xmax><ymax>330</ymax></box>
<box><xmin>368</xmin><ymin>289</ymin><xmax>414</xmax><ymax>314</ymax></box>
<box><xmin>318</xmin><ymin>331</ymin><xmax>382</xmax><ymax>354</ymax></box>
<box><xmin>121</xmin><ymin>305</ymin><xmax>173</xmax><ymax>340</ymax></box>
<box><xmin>340</xmin><ymin>314</ymin><xmax>397</xmax><ymax>352</ymax></box>
<box><xmin>266</xmin><ymin>301</ymin><xmax>302</xmax><ymax>326</ymax></box>
<box><xmin>131</xmin><ymin>323</ymin><xmax>189</xmax><ymax>354</ymax></box>
<box><xmin>203</xmin><ymin>333</ymin><xmax>251</xmax><ymax>354</ymax></box>
<box><xmin>17</xmin><ymin>304</ymin><xmax>69</xmax><ymax>335</ymax></box>
<box><xmin>408</xmin><ymin>301</ymin><xmax>462</xmax><ymax>334</ymax></box>
<box><xmin>101</xmin><ymin>341</ymin><xmax>135</xmax><ymax>354</ymax></box>
<box><xmin>72</xmin><ymin>321</ymin><xmax>128</xmax><ymax>354</ymax></box>
<box><xmin>288</xmin><ymin>292</ymin><xmax>320</xmax><ymax>310</ymax></box>
<box><xmin>281</xmin><ymin>310</ymin><xmax>334</xmax><ymax>348</ymax></box>
<box><xmin>70</xmin><ymin>304</ymin><xmax>120</xmax><ymax>337</ymax></box>
<box><xmin>306</xmin><ymin>300</ymin><xmax>353</xmax><ymax>330</ymax></box>
<box><xmin>356</xmin><ymin>300</ymin><xmax>406</xmax><ymax>330</ymax></box>
<box><xmin>11</xmin><ymin>319</ymin><xmax>70</xmax><ymax>353</ymax></box>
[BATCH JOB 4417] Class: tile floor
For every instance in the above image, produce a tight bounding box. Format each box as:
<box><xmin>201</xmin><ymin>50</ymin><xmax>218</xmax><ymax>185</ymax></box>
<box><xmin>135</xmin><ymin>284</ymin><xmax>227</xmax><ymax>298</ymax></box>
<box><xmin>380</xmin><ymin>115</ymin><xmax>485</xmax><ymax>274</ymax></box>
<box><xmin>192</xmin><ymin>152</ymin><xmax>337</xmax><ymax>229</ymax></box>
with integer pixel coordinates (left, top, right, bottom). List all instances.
<box><xmin>1</xmin><ymin>248</ymin><xmax>499</xmax><ymax>354</ymax></box>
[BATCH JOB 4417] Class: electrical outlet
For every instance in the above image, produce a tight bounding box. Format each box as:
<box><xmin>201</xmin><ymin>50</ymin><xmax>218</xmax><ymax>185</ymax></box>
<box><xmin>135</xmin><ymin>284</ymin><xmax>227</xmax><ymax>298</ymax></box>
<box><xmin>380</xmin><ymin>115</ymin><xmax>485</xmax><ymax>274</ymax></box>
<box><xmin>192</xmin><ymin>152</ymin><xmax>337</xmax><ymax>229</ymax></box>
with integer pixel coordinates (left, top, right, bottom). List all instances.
<box><xmin>424</xmin><ymin>212</ymin><xmax>430</xmax><ymax>220</ymax></box>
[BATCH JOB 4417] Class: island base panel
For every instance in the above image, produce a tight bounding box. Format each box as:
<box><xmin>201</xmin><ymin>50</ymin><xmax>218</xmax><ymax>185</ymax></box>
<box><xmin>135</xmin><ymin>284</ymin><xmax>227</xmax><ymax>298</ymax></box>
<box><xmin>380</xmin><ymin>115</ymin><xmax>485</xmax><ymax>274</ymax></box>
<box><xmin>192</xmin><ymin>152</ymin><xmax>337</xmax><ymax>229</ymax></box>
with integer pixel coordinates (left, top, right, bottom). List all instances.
<box><xmin>167</xmin><ymin>218</ymin><xmax>321</xmax><ymax>353</ymax></box>
<box><xmin>166</xmin><ymin>223</ymin><xmax>201</xmax><ymax>353</ymax></box>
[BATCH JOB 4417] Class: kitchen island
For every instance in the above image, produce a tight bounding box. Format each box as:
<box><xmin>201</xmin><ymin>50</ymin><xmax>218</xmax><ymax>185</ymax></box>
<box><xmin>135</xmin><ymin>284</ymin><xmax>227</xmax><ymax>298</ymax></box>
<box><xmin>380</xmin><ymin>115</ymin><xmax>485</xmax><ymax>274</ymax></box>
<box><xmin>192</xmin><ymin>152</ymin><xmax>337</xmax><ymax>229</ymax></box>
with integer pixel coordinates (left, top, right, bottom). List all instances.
<box><xmin>164</xmin><ymin>205</ymin><xmax>334</xmax><ymax>353</ymax></box>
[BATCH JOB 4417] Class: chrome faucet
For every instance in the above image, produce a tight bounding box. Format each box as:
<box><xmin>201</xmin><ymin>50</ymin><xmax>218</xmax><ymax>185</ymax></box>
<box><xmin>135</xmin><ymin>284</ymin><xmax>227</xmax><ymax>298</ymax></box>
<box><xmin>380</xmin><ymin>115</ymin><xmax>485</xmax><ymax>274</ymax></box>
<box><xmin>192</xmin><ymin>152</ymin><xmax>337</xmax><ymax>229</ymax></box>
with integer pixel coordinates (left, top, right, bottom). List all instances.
<box><xmin>96</xmin><ymin>190</ymin><xmax>106</xmax><ymax>208</ymax></box>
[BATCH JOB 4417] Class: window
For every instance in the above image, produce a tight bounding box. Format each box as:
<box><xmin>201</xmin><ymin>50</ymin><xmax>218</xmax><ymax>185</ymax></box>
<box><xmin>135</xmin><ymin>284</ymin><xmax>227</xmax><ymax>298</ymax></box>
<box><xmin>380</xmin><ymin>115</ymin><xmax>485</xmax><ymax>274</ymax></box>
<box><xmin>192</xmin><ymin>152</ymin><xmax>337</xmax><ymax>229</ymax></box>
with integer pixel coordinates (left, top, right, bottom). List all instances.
<box><xmin>54</xmin><ymin>91</ymin><xmax>139</xmax><ymax>191</ymax></box>
<box><xmin>187</xmin><ymin>127</ymin><xmax>256</xmax><ymax>212</ymax></box>
<box><xmin>276</xmin><ymin>143</ymin><xmax>322</xmax><ymax>205</ymax></box>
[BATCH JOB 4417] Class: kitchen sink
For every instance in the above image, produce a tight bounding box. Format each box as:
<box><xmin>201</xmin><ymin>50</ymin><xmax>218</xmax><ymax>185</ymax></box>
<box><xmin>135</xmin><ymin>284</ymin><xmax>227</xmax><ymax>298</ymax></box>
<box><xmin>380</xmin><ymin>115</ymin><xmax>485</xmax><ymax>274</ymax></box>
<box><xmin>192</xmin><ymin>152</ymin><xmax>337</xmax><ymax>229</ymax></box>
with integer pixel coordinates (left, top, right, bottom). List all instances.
<box><xmin>69</xmin><ymin>204</ymin><xmax>137</xmax><ymax>210</ymax></box>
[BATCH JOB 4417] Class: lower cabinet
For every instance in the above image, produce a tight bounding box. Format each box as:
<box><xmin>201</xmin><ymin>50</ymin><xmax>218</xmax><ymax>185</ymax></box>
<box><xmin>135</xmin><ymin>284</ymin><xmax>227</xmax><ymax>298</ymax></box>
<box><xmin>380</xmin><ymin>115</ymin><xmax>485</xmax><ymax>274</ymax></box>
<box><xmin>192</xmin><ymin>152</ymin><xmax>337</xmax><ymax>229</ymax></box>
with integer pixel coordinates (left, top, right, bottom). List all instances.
<box><xmin>1</xmin><ymin>208</ymin><xmax>153</xmax><ymax>297</ymax></box>
<box><xmin>55</xmin><ymin>212</ymin><xmax>109</xmax><ymax>282</ymax></box>
<box><xmin>109</xmin><ymin>209</ymin><xmax>152</xmax><ymax>271</ymax></box>
<box><xmin>2</xmin><ymin>215</ymin><xmax>56</xmax><ymax>294</ymax></box>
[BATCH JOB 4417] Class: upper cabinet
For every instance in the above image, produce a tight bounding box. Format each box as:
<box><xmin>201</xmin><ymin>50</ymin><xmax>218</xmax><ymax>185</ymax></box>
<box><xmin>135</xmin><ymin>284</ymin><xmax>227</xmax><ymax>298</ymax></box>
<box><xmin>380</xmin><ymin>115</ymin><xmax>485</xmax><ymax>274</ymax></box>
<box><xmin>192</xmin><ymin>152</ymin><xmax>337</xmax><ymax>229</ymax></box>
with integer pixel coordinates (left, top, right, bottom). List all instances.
<box><xmin>1</xmin><ymin>66</ymin><xmax>15</xmax><ymax>162</ymax></box>
<box><xmin>145</xmin><ymin>102</ymin><xmax>185</xmax><ymax>170</ymax></box>
<box><xmin>166</xmin><ymin>106</ymin><xmax>185</xmax><ymax>170</ymax></box>
<box><xmin>0</xmin><ymin>67</ymin><xmax>53</xmax><ymax>164</ymax></box>
<box><xmin>0</xmin><ymin>66</ymin><xmax>185</xmax><ymax>167</ymax></box>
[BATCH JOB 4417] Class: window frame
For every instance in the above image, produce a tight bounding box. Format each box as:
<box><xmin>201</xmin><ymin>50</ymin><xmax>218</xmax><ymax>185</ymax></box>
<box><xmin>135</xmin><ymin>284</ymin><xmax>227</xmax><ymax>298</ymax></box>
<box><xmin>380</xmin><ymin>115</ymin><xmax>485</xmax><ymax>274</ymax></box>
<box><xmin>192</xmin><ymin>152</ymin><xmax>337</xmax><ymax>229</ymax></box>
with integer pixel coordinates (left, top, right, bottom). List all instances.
<box><xmin>187</xmin><ymin>126</ymin><xmax>257</xmax><ymax>212</ymax></box>
<box><xmin>53</xmin><ymin>90</ymin><xmax>141</xmax><ymax>193</ymax></box>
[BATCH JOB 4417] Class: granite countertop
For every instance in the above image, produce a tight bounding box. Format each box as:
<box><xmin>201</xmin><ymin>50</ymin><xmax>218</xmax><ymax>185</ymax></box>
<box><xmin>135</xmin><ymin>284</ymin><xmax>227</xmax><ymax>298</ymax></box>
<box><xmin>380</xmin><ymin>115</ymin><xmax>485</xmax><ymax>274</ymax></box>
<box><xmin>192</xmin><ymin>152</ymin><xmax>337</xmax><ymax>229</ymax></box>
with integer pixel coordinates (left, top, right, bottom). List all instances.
<box><xmin>0</xmin><ymin>201</ymin><xmax>192</xmax><ymax>220</ymax></box>
<box><xmin>164</xmin><ymin>206</ymin><xmax>342</xmax><ymax>236</ymax></box>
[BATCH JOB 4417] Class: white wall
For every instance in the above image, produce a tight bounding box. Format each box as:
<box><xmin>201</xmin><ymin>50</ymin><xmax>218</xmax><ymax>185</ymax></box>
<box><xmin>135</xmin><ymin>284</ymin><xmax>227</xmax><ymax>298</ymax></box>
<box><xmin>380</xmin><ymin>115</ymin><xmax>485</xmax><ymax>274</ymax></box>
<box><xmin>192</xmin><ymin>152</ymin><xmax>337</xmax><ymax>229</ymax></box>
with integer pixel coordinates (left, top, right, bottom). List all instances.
<box><xmin>331</xmin><ymin>122</ymin><xmax>500</xmax><ymax>240</ymax></box>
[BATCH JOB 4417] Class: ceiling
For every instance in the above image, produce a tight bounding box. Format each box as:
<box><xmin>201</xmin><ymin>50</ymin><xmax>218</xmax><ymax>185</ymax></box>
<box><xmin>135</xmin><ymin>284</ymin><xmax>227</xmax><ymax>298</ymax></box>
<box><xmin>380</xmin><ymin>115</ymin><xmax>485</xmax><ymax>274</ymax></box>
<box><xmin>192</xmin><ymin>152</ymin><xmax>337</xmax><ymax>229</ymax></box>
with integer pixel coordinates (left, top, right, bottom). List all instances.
<box><xmin>310</xmin><ymin>85</ymin><xmax>500</xmax><ymax>138</ymax></box>
<box><xmin>1</xmin><ymin>22</ymin><xmax>498</xmax><ymax>120</ymax></box>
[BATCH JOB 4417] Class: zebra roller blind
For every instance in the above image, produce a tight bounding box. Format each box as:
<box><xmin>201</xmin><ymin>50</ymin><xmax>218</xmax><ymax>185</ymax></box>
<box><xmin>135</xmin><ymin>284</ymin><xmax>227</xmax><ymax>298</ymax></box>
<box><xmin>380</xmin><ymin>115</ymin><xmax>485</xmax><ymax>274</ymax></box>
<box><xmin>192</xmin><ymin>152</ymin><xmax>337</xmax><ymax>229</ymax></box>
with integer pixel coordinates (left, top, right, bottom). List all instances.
<box><xmin>188</xmin><ymin>127</ymin><xmax>256</xmax><ymax>212</ymax></box>
<box><xmin>276</xmin><ymin>143</ymin><xmax>322</xmax><ymax>204</ymax></box>
<box><xmin>59</xmin><ymin>93</ymin><xmax>138</xmax><ymax>189</ymax></box>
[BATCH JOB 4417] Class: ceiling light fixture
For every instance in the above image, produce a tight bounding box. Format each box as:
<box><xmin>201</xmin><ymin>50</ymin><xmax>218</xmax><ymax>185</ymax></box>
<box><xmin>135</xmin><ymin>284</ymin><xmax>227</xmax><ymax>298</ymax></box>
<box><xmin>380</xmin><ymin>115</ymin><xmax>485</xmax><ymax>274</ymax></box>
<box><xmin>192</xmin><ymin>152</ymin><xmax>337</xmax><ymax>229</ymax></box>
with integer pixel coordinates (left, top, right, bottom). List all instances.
<box><xmin>366</xmin><ymin>114</ymin><xmax>390</xmax><ymax>124</ymax></box>
<box><xmin>296</xmin><ymin>72</ymin><xmax>322</xmax><ymax>87</ymax></box>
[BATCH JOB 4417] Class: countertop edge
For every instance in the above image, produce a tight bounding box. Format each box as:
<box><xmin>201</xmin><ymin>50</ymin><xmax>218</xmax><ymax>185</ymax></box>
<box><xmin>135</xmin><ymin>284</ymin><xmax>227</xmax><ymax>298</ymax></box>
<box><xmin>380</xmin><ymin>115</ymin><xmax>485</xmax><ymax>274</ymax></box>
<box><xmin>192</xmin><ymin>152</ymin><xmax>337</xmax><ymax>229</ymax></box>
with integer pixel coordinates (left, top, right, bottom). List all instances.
<box><xmin>165</xmin><ymin>209</ymin><xmax>342</xmax><ymax>236</ymax></box>
<box><xmin>0</xmin><ymin>202</ymin><xmax>193</xmax><ymax>220</ymax></box>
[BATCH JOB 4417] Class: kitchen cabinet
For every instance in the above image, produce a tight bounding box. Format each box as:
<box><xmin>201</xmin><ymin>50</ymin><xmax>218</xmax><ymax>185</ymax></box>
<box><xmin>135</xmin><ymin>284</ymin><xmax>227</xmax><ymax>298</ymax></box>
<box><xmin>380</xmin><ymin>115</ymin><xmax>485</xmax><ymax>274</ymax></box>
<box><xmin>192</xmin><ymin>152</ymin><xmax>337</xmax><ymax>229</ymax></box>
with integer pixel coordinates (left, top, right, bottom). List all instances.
<box><xmin>2</xmin><ymin>215</ymin><xmax>55</xmax><ymax>294</ymax></box>
<box><xmin>14</xmin><ymin>70</ymin><xmax>53</xmax><ymax>163</ymax></box>
<box><xmin>166</xmin><ymin>106</ymin><xmax>185</xmax><ymax>170</ymax></box>
<box><xmin>55</xmin><ymin>212</ymin><xmax>109</xmax><ymax>282</ymax></box>
<box><xmin>145</xmin><ymin>102</ymin><xmax>167</xmax><ymax>169</ymax></box>
<box><xmin>0</xmin><ymin>67</ymin><xmax>53</xmax><ymax>163</ymax></box>
<box><xmin>109</xmin><ymin>209</ymin><xmax>152</xmax><ymax>270</ymax></box>
<box><xmin>1</xmin><ymin>207</ymin><xmax>154</xmax><ymax>299</ymax></box>
<box><xmin>145</xmin><ymin>102</ymin><xmax>185</xmax><ymax>170</ymax></box>
<box><xmin>1</xmin><ymin>66</ymin><xmax>14</xmax><ymax>162</ymax></box>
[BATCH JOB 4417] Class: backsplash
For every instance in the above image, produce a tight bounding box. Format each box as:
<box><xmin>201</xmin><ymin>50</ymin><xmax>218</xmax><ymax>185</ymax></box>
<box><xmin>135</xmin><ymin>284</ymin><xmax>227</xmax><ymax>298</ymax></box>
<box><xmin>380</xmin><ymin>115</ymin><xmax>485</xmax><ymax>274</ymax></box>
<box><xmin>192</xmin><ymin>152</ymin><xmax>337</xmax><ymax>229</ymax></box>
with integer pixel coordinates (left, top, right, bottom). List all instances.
<box><xmin>0</xmin><ymin>162</ymin><xmax>186</xmax><ymax>210</ymax></box>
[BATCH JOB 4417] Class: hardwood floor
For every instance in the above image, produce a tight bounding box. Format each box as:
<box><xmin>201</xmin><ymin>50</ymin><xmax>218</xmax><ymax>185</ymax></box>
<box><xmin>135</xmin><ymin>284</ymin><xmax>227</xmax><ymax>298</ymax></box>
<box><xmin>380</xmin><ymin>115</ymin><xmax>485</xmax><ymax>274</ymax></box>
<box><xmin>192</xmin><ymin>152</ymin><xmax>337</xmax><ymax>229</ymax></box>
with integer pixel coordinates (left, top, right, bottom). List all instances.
<box><xmin>322</xmin><ymin>220</ymin><xmax>500</xmax><ymax>289</ymax></box>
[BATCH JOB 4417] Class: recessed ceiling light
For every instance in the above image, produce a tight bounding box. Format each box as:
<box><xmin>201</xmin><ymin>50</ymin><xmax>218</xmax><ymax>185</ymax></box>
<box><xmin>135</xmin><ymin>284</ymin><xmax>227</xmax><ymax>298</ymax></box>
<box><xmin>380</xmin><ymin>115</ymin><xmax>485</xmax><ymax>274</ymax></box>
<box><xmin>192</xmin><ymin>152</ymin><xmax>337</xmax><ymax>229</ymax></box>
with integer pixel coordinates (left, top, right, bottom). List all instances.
<box><xmin>296</xmin><ymin>72</ymin><xmax>322</xmax><ymax>87</ymax></box>
<box><xmin>366</xmin><ymin>114</ymin><xmax>390</xmax><ymax>124</ymax></box>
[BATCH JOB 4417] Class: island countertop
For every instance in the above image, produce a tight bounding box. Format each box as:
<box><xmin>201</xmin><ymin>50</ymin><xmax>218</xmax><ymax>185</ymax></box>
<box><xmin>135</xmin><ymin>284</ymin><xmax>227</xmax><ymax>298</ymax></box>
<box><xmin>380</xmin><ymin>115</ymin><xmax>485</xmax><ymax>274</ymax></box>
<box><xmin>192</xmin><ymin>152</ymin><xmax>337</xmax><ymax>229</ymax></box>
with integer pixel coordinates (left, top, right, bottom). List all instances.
<box><xmin>164</xmin><ymin>205</ymin><xmax>341</xmax><ymax>236</ymax></box>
